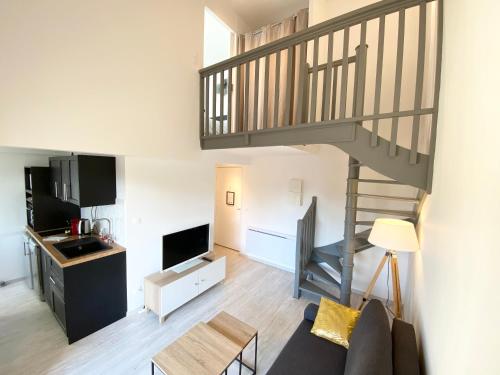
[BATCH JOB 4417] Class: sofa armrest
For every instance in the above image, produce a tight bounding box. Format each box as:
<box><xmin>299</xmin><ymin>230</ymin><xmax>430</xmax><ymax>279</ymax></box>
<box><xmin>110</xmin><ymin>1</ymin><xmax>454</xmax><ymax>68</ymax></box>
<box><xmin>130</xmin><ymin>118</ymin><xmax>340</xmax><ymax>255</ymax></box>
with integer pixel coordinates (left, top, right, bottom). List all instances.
<box><xmin>392</xmin><ymin>319</ymin><xmax>420</xmax><ymax>375</ymax></box>
<box><xmin>304</xmin><ymin>303</ymin><xmax>319</xmax><ymax>322</ymax></box>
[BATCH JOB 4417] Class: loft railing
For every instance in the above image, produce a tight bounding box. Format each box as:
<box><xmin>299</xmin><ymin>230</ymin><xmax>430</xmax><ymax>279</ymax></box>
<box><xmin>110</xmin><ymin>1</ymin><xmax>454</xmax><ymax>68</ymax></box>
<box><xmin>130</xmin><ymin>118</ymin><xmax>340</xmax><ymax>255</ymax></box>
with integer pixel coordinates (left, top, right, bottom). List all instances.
<box><xmin>293</xmin><ymin>196</ymin><xmax>317</xmax><ymax>298</ymax></box>
<box><xmin>199</xmin><ymin>0</ymin><xmax>442</xmax><ymax>171</ymax></box>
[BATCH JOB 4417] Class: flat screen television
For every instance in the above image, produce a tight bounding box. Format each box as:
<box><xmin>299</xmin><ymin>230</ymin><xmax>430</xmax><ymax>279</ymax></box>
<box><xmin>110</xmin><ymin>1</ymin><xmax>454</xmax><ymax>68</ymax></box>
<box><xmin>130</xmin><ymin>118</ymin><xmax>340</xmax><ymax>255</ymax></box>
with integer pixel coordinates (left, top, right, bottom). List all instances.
<box><xmin>162</xmin><ymin>224</ymin><xmax>209</xmax><ymax>271</ymax></box>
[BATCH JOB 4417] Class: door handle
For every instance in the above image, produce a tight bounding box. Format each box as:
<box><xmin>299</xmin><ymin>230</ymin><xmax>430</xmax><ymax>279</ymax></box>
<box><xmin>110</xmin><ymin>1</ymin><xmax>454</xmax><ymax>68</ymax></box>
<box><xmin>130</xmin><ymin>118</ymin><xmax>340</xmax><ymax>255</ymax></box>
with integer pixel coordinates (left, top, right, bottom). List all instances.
<box><xmin>63</xmin><ymin>183</ymin><xmax>67</xmax><ymax>201</ymax></box>
<box><xmin>54</xmin><ymin>182</ymin><xmax>58</xmax><ymax>198</ymax></box>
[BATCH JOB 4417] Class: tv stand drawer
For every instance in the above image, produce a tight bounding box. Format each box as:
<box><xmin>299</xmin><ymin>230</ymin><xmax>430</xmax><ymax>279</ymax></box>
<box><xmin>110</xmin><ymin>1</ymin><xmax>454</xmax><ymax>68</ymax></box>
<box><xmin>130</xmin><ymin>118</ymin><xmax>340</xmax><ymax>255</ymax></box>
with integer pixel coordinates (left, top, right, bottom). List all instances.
<box><xmin>161</xmin><ymin>272</ymin><xmax>199</xmax><ymax>314</ymax></box>
<box><xmin>198</xmin><ymin>257</ymin><xmax>226</xmax><ymax>294</ymax></box>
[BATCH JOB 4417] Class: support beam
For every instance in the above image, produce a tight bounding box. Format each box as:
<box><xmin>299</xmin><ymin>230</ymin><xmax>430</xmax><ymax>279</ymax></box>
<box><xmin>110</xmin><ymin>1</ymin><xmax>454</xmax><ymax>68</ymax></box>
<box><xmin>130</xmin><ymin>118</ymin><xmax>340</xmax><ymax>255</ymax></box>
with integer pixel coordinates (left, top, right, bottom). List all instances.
<box><xmin>340</xmin><ymin>157</ymin><xmax>360</xmax><ymax>306</ymax></box>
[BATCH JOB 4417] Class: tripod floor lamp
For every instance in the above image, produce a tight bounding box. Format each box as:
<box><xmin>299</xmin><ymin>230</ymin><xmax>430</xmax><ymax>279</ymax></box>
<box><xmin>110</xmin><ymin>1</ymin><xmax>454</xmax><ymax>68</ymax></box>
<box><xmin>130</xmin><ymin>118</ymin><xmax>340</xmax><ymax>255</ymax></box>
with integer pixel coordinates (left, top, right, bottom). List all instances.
<box><xmin>358</xmin><ymin>218</ymin><xmax>420</xmax><ymax>318</ymax></box>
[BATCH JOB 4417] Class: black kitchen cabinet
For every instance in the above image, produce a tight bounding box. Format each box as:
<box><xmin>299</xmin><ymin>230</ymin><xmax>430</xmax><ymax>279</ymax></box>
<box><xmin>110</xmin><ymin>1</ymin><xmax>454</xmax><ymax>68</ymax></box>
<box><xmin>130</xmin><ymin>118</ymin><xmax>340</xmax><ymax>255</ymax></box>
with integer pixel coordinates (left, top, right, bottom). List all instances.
<box><xmin>25</xmin><ymin>167</ymin><xmax>80</xmax><ymax>232</ymax></box>
<box><xmin>49</xmin><ymin>155</ymin><xmax>116</xmax><ymax>207</ymax></box>
<box><xmin>39</xmin><ymin>249</ymin><xmax>127</xmax><ymax>344</ymax></box>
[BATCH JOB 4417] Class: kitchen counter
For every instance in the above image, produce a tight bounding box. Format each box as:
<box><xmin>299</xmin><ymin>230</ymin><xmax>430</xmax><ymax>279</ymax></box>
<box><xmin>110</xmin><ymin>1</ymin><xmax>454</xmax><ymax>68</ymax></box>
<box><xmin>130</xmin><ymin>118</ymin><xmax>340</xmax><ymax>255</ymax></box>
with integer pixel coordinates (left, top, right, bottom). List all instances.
<box><xmin>25</xmin><ymin>226</ymin><xmax>126</xmax><ymax>268</ymax></box>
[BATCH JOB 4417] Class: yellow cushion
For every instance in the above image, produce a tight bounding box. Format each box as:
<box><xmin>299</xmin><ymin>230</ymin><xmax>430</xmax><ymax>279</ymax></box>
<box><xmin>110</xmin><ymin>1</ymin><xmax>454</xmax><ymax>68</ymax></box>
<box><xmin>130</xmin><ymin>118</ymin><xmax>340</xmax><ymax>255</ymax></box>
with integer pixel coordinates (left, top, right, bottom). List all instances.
<box><xmin>310</xmin><ymin>297</ymin><xmax>361</xmax><ymax>349</ymax></box>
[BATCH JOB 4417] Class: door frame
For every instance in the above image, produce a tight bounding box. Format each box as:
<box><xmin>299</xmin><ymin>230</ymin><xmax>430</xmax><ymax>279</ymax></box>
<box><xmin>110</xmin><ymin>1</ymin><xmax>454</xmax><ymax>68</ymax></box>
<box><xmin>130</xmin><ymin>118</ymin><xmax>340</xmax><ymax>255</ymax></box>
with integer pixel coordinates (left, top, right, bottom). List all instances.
<box><xmin>214</xmin><ymin>165</ymin><xmax>244</xmax><ymax>251</ymax></box>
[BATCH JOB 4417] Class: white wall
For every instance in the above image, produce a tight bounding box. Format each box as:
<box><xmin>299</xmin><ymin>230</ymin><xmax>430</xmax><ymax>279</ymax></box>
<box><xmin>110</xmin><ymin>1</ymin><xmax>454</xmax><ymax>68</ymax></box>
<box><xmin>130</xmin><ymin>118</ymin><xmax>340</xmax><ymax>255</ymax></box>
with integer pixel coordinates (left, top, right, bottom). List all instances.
<box><xmin>0</xmin><ymin>0</ymin><xmax>250</xmax><ymax>312</ymax></box>
<box><xmin>0</xmin><ymin>0</ymin><xmax>248</xmax><ymax>159</ymax></box>
<box><xmin>124</xmin><ymin>152</ymin><xmax>250</xmax><ymax>310</ymax></box>
<box><xmin>0</xmin><ymin>150</ymin><xmax>50</xmax><ymax>282</ymax></box>
<box><xmin>405</xmin><ymin>1</ymin><xmax>500</xmax><ymax>374</ymax></box>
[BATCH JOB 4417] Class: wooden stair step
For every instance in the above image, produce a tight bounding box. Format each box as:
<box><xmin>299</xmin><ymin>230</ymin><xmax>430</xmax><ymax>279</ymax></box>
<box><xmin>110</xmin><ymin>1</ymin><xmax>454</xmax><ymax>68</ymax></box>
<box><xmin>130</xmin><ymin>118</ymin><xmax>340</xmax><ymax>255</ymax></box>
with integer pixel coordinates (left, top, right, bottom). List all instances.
<box><xmin>299</xmin><ymin>280</ymin><xmax>339</xmax><ymax>303</ymax></box>
<box><xmin>314</xmin><ymin>229</ymin><xmax>374</xmax><ymax>256</ymax></box>
<box><xmin>351</xmin><ymin>193</ymin><xmax>419</xmax><ymax>203</ymax></box>
<box><xmin>350</xmin><ymin>178</ymin><xmax>403</xmax><ymax>185</ymax></box>
<box><xmin>356</xmin><ymin>207</ymin><xmax>417</xmax><ymax>217</ymax></box>
<box><xmin>355</xmin><ymin>220</ymin><xmax>375</xmax><ymax>226</ymax></box>
<box><xmin>305</xmin><ymin>262</ymin><xmax>340</xmax><ymax>287</ymax></box>
<box><xmin>312</xmin><ymin>251</ymin><xmax>342</xmax><ymax>274</ymax></box>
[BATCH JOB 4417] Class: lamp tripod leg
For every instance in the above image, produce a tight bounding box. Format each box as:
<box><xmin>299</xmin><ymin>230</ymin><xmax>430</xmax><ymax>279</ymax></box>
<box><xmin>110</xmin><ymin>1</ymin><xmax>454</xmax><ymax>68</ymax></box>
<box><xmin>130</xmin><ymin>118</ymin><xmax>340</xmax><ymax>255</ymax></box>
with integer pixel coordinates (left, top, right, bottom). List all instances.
<box><xmin>358</xmin><ymin>252</ymin><xmax>390</xmax><ymax>310</ymax></box>
<box><xmin>391</xmin><ymin>253</ymin><xmax>403</xmax><ymax>319</ymax></box>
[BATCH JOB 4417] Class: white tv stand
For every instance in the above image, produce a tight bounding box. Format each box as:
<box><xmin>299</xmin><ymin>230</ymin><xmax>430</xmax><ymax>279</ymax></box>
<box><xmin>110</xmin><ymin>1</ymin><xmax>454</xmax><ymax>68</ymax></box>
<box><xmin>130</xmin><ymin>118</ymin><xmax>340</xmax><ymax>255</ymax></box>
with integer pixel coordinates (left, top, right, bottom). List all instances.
<box><xmin>170</xmin><ymin>258</ymin><xmax>204</xmax><ymax>273</ymax></box>
<box><xmin>144</xmin><ymin>253</ymin><xmax>226</xmax><ymax>323</ymax></box>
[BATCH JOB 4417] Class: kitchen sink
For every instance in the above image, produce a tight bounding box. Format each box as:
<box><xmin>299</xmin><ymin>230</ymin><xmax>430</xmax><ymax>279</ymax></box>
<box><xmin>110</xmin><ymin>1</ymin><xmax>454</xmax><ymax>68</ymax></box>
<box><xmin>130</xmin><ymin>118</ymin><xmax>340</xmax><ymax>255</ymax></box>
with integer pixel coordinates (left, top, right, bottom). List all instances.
<box><xmin>53</xmin><ymin>237</ymin><xmax>112</xmax><ymax>259</ymax></box>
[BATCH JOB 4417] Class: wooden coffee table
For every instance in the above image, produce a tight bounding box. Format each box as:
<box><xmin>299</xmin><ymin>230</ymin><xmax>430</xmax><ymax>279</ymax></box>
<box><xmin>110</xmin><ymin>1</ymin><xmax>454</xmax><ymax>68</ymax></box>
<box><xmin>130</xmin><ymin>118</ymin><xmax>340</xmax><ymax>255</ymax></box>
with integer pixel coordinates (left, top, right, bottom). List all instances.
<box><xmin>152</xmin><ymin>311</ymin><xmax>258</xmax><ymax>375</ymax></box>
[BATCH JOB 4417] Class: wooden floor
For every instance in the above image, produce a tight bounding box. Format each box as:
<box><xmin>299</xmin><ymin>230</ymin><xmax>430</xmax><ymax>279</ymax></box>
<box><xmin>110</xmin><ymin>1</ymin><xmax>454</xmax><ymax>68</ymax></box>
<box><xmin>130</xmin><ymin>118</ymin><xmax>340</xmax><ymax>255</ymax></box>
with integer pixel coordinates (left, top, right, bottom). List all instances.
<box><xmin>0</xmin><ymin>246</ymin><xmax>312</xmax><ymax>374</ymax></box>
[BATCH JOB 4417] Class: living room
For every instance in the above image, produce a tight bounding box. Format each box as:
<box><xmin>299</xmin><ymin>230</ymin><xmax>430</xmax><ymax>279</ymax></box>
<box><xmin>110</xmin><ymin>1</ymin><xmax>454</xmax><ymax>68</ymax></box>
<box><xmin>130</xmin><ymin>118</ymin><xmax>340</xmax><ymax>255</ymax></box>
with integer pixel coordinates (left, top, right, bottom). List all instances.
<box><xmin>0</xmin><ymin>0</ymin><xmax>498</xmax><ymax>374</ymax></box>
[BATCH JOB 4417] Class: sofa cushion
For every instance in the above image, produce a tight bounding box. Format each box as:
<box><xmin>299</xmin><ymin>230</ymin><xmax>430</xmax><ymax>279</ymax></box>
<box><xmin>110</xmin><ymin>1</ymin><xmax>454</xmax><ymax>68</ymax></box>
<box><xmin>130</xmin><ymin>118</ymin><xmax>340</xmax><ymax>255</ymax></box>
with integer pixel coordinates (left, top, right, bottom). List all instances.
<box><xmin>392</xmin><ymin>318</ymin><xmax>420</xmax><ymax>375</ymax></box>
<box><xmin>304</xmin><ymin>303</ymin><xmax>319</xmax><ymax>322</ymax></box>
<box><xmin>343</xmin><ymin>300</ymin><xmax>392</xmax><ymax>375</ymax></box>
<box><xmin>267</xmin><ymin>319</ymin><xmax>347</xmax><ymax>375</ymax></box>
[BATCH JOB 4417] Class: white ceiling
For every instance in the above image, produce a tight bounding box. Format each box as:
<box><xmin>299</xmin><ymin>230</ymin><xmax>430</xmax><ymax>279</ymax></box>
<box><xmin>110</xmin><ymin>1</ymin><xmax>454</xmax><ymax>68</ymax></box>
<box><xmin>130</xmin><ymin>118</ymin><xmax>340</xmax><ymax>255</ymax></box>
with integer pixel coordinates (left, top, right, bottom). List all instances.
<box><xmin>229</xmin><ymin>0</ymin><xmax>309</xmax><ymax>31</ymax></box>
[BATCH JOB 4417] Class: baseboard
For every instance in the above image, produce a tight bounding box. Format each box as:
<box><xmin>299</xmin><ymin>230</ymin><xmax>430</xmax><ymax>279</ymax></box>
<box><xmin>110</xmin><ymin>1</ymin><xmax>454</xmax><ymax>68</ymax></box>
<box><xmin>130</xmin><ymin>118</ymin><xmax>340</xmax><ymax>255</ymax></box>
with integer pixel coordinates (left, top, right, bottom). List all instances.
<box><xmin>0</xmin><ymin>276</ymin><xmax>26</xmax><ymax>287</ymax></box>
<box><xmin>241</xmin><ymin>252</ymin><xmax>294</xmax><ymax>273</ymax></box>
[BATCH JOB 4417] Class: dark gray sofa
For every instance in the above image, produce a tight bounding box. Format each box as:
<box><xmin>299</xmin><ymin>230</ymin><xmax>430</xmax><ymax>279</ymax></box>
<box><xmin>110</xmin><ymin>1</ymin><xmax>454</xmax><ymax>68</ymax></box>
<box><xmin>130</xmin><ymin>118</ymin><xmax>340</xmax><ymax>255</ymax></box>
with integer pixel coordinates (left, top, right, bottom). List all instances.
<box><xmin>267</xmin><ymin>300</ymin><xmax>419</xmax><ymax>375</ymax></box>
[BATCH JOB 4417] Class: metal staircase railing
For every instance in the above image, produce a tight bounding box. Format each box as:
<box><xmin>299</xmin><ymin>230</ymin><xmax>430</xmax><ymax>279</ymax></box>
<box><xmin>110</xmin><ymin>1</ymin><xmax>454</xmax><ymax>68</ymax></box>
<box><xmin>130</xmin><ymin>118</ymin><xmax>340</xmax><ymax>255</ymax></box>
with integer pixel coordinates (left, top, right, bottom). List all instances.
<box><xmin>294</xmin><ymin>168</ymin><xmax>426</xmax><ymax>306</ymax></box>
<box><xmin>199</xmin><ymin>0</ymin><xmax>443</xmax><ymax>193</ymax></box>
<box><xmin>199</xmin><ymin>0</ymin><xmax>442</xmax><ymax>307</ymax></box>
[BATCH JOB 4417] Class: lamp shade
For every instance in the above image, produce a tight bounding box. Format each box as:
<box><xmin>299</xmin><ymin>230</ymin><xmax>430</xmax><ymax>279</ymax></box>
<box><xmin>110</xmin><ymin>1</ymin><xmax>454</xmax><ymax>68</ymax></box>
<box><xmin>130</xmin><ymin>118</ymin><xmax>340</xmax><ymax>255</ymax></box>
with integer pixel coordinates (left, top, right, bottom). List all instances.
<box><xmin>368</xmin><ymin>218</ymin><xmax>420</xmax><ymax>252</ymax></box>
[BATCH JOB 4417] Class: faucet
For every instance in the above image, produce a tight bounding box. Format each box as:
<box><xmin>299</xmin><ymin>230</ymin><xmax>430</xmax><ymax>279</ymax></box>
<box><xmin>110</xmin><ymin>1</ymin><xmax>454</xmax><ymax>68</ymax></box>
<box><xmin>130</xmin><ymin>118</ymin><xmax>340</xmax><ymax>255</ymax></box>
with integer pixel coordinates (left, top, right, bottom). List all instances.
<box><xmin>93</xmin><ymin>218</ymin><xmax>113</xmax><ymax>243</ymax></box>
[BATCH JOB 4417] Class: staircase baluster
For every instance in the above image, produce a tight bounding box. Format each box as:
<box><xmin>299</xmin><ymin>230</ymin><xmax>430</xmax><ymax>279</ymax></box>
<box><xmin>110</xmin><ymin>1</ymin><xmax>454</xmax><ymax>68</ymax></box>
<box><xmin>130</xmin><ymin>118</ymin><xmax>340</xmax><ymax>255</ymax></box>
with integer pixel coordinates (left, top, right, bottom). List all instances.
<box><xmin>212</xmin><ymin>73</ymin><xmax>217</xmax><ymax>136</ymax></box>
<box><xmin>331</xmin><ymin>65</ymin><xmax>338</xmax><ymax>120</ymax></box>
<box><xmin>389</xmin><ymin>10</ymin><xmax>406</xmax><ymax>157</ymax></box>
<box><xmin>273</xmin><ymin>51</ymin><xmax>281</xmax><ymax>128</ymax></box>
<box><xmin>284</xmin><ymin>46</ymin><xmax>293</xmax><ymax>126</ymax></box>
<box><xmin>204</xmin><ymin>76</ymin><xmax>209</xmax><ymax>136</ymax></box>
<box><xmin>228</xmin><ymin>68</ymin><xmax>233</xmax><ymax>134</ymax></box>
<box><xmin>310</xmin><ymin>37</ymin><xmax>320</xmax><ymax>123</ymax></box>
<box><xmin>339</xmin><ymin>27</ymin><xmax>350</xmax><ymax>119</ymax></box>
<box><xmin>295</xmin><ymin>42</ymin><xmax>307</xmax><ymax>125</ymax></box>
<box><xmin>263</xmin><ymin>55</ymin><xmax>270</xmax><ymax>129</ymax></box>
<box><xmin>410</xmin><ymin>2</ymin><xmax>427</xmax><ymax>164</ymax></box>
<box><xmin>244</xmin><ymin>62</ymin><xmax>250</xmax><ymax>132</ymax></box>
<box><xmin>235</xmin><ymin>64</ymin><xmax>241</xmax><ymax>132</ymax></box>
<box><xmin>253</xmin><ymin>59</ymin><xmax>260</xmax><ymax>131</ymax></box>
<box><xmin>371</xmin><ymin>15</ymin><xmax>385</xmax><ymax>147</ymax></box>
<box><xmin>220</xmin><ymin>70</ymin><xmax>224</xmax><ymax>135</ymax></box>
<box><xmin>322</xmin><ymin>32</ymin><xmax>334</xmax><ymax>122</ymax></box>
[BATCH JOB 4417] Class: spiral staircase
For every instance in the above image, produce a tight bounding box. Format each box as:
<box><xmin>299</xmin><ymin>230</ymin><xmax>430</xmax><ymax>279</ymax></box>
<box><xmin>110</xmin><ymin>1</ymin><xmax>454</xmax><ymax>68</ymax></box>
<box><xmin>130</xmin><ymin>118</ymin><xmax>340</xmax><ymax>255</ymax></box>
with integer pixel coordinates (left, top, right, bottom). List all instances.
<box><xmin>198</xmin><ymin>0</ymin><xmax>443</xmax><ymax>306</ymax></box>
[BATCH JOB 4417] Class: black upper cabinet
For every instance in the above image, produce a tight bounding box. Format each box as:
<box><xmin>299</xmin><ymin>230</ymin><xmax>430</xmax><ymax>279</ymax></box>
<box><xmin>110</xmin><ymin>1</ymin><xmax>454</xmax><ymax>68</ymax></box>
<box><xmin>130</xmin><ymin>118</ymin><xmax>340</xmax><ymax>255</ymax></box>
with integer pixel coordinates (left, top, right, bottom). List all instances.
<box><xmin>50</xmin><ymin>155</ymin><xmax>116</xmax><ymax>207</ymax></box>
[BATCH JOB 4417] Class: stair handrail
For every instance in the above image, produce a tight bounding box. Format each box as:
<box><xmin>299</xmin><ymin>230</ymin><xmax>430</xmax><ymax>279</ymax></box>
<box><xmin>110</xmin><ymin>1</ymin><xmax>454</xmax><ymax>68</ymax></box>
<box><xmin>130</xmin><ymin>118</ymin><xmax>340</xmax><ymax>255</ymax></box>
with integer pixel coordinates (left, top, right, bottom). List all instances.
<box><xmin>293</xmin><ymin>196</ymin><xmax>317</xmax><ymax>298</ymax></box>
<box><xmin>200</xmin><ymin>0</ymin><xmax>435</xmax><ymax>77</ymax></box>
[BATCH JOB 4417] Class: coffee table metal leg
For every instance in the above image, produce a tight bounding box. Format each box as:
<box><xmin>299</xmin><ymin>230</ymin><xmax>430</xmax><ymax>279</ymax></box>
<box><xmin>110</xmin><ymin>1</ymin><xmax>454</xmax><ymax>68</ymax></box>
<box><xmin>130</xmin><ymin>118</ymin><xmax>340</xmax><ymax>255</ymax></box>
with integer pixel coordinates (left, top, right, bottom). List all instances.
<box><xmin>239</xmin><ymin>352</ymin><xmax>242</xmax><ymax>375</ymax></box>
<box><xmin>254</xmin><ymin>333</ymin><xmax>258</xmax><ymax>374</ymax></box>
<box><xmin>151</xmin><ymin>362</ymin><xmax>154</xmax><ymax>375</ymax></box>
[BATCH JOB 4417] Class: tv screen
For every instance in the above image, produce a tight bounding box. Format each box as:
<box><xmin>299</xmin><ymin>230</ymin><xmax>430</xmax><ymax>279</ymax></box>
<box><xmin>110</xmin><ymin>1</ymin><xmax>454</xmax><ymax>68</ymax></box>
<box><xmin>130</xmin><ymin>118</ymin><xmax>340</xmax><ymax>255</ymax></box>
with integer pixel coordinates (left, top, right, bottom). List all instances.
<box><xmin>162</xmin><ymin>224</ymin><xmax>209</xmax><ymax>270</ymax></box>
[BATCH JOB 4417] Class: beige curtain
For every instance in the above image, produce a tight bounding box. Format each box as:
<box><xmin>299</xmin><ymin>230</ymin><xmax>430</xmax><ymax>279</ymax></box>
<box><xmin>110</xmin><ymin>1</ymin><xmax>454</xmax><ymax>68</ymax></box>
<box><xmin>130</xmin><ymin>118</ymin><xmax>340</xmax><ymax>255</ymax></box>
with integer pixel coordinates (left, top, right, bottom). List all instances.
<box><xmin>234</xmin><ymin>9</ymin><xmax>308</xmax><ymax>131</ymax></box>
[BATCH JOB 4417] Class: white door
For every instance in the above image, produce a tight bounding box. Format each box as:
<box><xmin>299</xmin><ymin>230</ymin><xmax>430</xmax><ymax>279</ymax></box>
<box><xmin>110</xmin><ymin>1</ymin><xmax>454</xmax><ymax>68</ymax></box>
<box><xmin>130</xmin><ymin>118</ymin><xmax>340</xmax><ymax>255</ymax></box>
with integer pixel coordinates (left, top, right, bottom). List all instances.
<box><xmin>215</xmin><ymin>167</ymin><xmax>242</xmax><ymax>251</ymax></box>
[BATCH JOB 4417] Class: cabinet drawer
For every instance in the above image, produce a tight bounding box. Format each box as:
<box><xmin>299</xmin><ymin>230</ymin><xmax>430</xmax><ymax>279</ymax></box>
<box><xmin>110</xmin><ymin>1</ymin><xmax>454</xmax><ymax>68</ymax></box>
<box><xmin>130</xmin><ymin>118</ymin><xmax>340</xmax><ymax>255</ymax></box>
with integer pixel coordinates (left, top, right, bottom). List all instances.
<box><xmin>50</xmin><ymin>261</ymin><xmax>64</xmax><ymax>285</ymax></box>
<box><xmin>51</xmin><ymin>284</ymin><xmax>66</xmax><ymax>332</ymax></box>
<box><xmin>198</xmin><ymin>258</ymin><xmax>226</xmax><ymax>294</ymax></box>
<box><xmin>161</xmin><ymin>272</ymin><xmax>199</xmax><ymax>315</ymax></box>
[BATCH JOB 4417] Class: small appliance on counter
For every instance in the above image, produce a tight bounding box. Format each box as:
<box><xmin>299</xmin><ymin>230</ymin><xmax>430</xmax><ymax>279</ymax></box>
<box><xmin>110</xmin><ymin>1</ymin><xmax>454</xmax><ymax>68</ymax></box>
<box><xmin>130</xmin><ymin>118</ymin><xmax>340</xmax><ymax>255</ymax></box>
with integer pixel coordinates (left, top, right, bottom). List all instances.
<box><xmin>78</xmin><ymin>219</ymin><xmax>91</xmax><ymax>235</ymax></box>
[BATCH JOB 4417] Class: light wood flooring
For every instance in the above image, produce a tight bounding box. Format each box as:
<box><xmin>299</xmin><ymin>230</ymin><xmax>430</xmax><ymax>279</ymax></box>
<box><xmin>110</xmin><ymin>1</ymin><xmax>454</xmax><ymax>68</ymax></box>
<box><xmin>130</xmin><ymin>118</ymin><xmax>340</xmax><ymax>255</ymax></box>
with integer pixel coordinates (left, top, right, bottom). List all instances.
<box><xmin>0</xmin><ymin>246</ymin><xmax>313</xmax><ymax>374</ymax></box>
